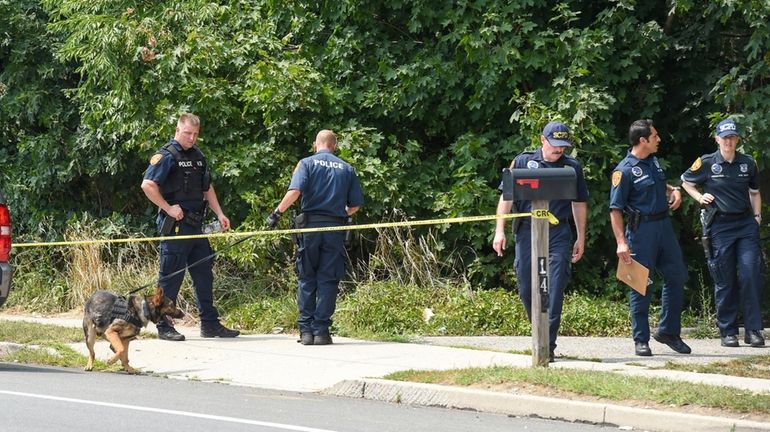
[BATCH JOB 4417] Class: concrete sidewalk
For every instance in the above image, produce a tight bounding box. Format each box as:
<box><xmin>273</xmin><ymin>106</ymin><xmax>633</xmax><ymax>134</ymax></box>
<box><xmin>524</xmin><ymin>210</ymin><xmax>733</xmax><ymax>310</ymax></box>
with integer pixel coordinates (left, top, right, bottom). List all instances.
<box><xmin>2</xmin><ymin>313</ymin><xmax>769</xmax><ymax>431</ymax></box>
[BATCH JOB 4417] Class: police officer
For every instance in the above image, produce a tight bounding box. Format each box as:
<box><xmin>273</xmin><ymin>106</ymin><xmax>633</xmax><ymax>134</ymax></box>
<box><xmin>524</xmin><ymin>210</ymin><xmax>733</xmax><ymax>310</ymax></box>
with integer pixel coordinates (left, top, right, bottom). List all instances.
<box><xmin>493</xmin><ymin>121</ymin><xmax>589</xmax><ymax>362</ymax></box>
<box><xmin>610</xmin><ymin>119</ymin><xmax>690</xmax><ymax>357</ymax></box>
<box><xmin>266</xmin><ymin>130</ymin><xmax>364</xmax><ymax>346</ymax></box>
<box><xmin>681</xmin><ymin>118</ymin><xmax>764</xmax><ymax>348</ymax></box>
<box><xmin>141</xmin><ymin>113</ymin><xmax>239</xmax><ymax>341</ymax></box>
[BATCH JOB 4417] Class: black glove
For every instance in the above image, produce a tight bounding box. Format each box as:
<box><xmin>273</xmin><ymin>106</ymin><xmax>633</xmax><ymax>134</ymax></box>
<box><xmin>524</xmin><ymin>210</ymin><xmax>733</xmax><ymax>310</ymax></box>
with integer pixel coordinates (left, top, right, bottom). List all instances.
<box><xmin>266</xmin><ymin>208</ymin><xmax>282</xmax><ymax>229</ymax></box>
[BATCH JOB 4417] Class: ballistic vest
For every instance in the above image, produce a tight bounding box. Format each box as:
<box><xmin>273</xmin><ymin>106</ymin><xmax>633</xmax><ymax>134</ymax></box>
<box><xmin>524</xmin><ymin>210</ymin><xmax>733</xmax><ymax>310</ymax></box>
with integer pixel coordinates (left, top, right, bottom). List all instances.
<box><xmin>159</xmin><ymin>142</ymin><xmax>210</xmax><ymax>204</ymax></box>
<box><xmin>110</xmin><ymin>296</ymin><xmax>143</xmax><ymax>328</ymax></box>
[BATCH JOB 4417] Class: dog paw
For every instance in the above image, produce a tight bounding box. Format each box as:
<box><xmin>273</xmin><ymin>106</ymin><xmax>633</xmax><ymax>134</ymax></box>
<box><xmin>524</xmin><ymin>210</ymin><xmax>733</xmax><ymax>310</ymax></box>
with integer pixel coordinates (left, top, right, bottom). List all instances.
<box><xmin>124</xmin><ymin>366</ymin><xmax>139</xmax><ymax>374</ymax></box>
<box><xmin>84</xmin><ymin>364</ymin><xmax>93</xmax><ymax>371</ymax></box>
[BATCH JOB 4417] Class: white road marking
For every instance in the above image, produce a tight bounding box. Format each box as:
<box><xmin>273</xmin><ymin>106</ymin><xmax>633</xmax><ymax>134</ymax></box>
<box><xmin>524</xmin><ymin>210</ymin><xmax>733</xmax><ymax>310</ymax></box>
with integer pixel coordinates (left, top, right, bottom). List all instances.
<box><xmin>0</xmin><ymin>390</ymin><xmax>340</xmax><ymax>432</ymax></box>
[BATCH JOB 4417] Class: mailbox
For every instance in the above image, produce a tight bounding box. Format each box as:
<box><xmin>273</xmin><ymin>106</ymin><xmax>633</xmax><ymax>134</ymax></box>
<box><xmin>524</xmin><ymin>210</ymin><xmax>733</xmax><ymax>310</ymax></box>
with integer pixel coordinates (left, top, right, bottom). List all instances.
<box><xmin>501</xmin><ymin>166</ymin><xmax>577</xmax><ymax>201</ymax></box>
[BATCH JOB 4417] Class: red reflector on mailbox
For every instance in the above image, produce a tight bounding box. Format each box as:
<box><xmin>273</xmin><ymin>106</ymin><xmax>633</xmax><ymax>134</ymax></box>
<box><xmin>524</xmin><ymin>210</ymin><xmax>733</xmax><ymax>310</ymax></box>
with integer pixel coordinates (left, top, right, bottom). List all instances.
<box><xmin>501</xmin><ymin>167</ymin><xmax>576</xmax><ymax>201</ymax></box>
<box><xmin>516</xmin><ymin>179</ymin><xmax>540</xmax><ymax>189</ymax></box>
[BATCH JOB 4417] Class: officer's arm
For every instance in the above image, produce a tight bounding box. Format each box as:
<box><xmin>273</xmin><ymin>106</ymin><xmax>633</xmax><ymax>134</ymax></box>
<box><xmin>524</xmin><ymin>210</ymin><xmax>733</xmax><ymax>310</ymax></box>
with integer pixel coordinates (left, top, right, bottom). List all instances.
<box><xmin>681</xmin><ymin>181</ymin><xmax>701</xmax><ymax>203</ymax></box>
<box><xmin>750</xmin><ymin>189</ymin><xmax>762</xmax><ymax>223</ymax></box>
<box><xmin>276</xmin><ymin>189</ymin><xmax>301</xmax><ymax>214</ymax></box>
<box><xmin>610</xmin><ymin>209</ymin><xmax>632</xmax><ymax>264</ymax></box>
<box><xmin>493</xmin><ymin>195</ymin><xmax>513</xmax><ymax>257</ymax></box>
<box><xmin>141</xmin><ymin>179</ymin><xmax>179</xmax><ymax>217</ymax></box>
<box><xmin>346</xmin><ymin>206</ymin><xmax>360</xmax><ymax>216</ymax></box>
<box><xmin>681</xmin><ymin>181</ymin><xmax>713</xmax><ymax>206</ymax></box>
<box><xmin>203</xmin><ymin>185</ymin><xmax>230</xmax><ymax>230</ymax></box>
<box><xmin>571</xmin><ymin>201</ymin><xmax>587</xmax><ymax>263</ymax></box>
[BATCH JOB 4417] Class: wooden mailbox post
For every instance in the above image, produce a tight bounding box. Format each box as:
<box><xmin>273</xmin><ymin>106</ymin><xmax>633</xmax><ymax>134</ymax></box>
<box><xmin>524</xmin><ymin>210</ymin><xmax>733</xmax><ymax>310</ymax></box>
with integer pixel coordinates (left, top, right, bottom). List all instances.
<box><xmin>502</xmin><ymin>166</ymin><xmax>576</xmax><ymax>367</ymax></box>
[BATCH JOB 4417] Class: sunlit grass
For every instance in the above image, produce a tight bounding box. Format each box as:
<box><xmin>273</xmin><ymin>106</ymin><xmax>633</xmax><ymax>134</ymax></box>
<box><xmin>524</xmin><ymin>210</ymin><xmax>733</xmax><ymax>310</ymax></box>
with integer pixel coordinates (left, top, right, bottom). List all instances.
<box><xmin>386</xmin><ymin>365</ymin><xmax>770</xmax><ymax>415</ymax></box>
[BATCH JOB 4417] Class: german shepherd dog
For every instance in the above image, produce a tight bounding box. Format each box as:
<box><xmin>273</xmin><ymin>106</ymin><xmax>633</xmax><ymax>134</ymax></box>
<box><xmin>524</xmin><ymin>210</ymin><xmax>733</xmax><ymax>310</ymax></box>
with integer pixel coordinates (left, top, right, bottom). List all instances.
<box><xmin>83</xmin><ymin>287</ymin><xmax>183</xmax><ymax>374</ymax></box>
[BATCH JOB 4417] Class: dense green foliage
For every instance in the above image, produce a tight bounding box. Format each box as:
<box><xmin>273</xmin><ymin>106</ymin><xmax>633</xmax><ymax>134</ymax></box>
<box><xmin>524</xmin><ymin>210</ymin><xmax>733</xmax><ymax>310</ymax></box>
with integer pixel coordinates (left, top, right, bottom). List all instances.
<box><xmin>2</xmin><ymin>0</ymin><xmax>770</xmax><ymax>309</ymax></box>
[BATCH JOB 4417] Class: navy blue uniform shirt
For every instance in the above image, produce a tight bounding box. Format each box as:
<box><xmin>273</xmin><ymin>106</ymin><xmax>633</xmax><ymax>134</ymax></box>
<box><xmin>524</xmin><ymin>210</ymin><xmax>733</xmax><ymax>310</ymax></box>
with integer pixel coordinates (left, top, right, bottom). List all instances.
<box><xmin>289</xmin><ymin>149</ymin><xmax>364</xmax><ymax>218</ymax></box>
<box><xmin>681</xmin><ymin>151</ymin><xmax>759</xmax><ymax>214</ymax></box>
<box><xmin>498</xmin><ymin>149</ymin><xmax>589</xmax><ymax>221</ymax></box>
<box><xmin>609</xmin><ymin>151</ymin><xmax>669</xmax><ymax>215</ymax></box>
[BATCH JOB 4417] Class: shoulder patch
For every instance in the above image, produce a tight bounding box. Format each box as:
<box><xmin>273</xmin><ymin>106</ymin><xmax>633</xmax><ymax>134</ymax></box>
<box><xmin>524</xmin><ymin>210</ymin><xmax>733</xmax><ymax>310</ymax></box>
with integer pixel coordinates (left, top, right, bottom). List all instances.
<box><xmin>689</xmin><ymin>157</ymin><xmax>702</xmax><ymax>172</ymax></box>
<box><xmin>150</xmin><ymin>153</ymin><xmax>163</xmax><ymax>165</ymax></box>
<box><xmin>611</xmin><ymin>170</ymin><xmax>622</xmax><ymax>188</ymax></box>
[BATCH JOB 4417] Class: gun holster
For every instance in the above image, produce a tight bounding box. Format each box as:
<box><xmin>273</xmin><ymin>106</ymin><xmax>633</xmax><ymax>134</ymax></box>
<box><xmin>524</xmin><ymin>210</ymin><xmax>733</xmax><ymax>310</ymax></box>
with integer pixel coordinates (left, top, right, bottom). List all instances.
<box><xmin>625</xmin><ymin>207</ymin><xmax>641</xmax><ymax>233</ymax></box>
<box><xmin>344</xmin><ymin>217</ymin><xmax>354</xmax><ymax>248</ymax></box>
<box><xmin>184</xmin><ymin>210</ymin><xmax>204</xmax><ymax>228</ymax></box>
<box><xmin>293</xmin><ymin>212</ymin><xmax>307</xmax><ymax>229</ymax></box>
<box><xmin>700</xmin><ymin>206</ymin><xmax>718</xmax><ymax>260</ymax></box>
<box><xmin>160</xmin><ymin>214</ymin><xmax>176</xmax><ymax>236</ymax></box>
<box><xmin>290</xmin><ymin>211</ymin><xmax>305</xmax><ymax>247</ymax></box>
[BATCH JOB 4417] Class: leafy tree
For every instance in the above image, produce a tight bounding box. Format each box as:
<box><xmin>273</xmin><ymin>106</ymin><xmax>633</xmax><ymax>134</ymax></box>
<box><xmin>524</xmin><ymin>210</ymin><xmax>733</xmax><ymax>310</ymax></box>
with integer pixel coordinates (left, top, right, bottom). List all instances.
<box><xmin>2</xmin><ymin>0</ymin><xmax>769</xmax><ymax>309</ymax></box>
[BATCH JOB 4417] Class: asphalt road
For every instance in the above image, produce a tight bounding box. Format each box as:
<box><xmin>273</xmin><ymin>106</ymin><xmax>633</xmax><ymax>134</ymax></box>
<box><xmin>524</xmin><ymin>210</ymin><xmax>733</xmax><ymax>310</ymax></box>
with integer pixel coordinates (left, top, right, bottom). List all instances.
<box><xmin>0</xmin><ymin>362</ymin><xmax>614</xmax><ymax>432</ymax></box>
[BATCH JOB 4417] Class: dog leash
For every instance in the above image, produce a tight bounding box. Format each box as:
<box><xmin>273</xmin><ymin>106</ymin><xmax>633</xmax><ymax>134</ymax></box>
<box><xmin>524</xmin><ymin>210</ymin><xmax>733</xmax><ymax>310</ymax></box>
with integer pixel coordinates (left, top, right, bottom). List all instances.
<box><xmin>127</xmin><ymin>233</ymin><xmax>257</xmax><ymax>295</ymax></box>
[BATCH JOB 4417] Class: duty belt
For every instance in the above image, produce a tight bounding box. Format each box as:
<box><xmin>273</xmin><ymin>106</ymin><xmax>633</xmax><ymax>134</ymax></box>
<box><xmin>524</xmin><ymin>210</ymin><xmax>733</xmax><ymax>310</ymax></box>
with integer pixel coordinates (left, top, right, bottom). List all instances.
<box><xmin>640</xmin><ymin>211</ymin><xmax>668</xmax><ymax>222</ymax></box>
<box><xmin>715</xmin><ymin>210</ymin><xmax>752</xmax><ymax>222</ymax></box>
<box><xmin>521</xmin><ymin>218</ymin><xmax>571</xmax><ymax>226</ymax></box>
<box><xmin>303</xmin><ymin>214</ymin><xmax>347</xmax><ymax>224</ymax></box>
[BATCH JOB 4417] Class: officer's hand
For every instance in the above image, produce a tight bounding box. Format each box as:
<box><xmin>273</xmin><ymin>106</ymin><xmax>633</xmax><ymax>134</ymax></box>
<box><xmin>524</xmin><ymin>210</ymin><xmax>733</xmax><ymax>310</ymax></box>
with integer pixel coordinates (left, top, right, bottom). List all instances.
<box><xmin>219</xmin><ymin>214</ymin><xmax>231</xmax><ymax>231</ymax></box>
<box><xmin>668</xmin><ymin>189</ymin><xmax>682</xmax><ymax>210</ymax></box>
<box><xmin>616</xmin><ymin>242</ymin><xmax>632</xmax><ymax>265</ymax></box>
<box><xmin>167</xmin><ymin>204</ymin><xmax>184</xmax><ymax>221</ymax></box>
<box><xmin>572</xmin><ymin>238</ymin><xmax>585</xmax><ymax>263</ymax></box>
<box><xmin>266</xmin><ymin>209</ymin><xmax>282</xmax><ymax>229</ymax></box>
<box><xmin>493</xmin><ymin>232</ymin><xmax>506</xmax><ymax>257</ymax></box>
<box><xmin>699</xmin><ymin>193</ymin><xmax>715</xmax><ymax>206</ymax></box>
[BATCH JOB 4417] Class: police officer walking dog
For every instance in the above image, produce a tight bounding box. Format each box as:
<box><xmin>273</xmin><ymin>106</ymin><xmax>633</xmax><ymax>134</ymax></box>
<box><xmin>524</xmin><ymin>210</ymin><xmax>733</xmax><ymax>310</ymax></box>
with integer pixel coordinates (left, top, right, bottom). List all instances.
<box><xmin>610</xmin><ymin>119</ymin><xmax>691</xmax><ymax>357</ymax></box>
<box><xmin>493</xmin><ymin>121</ymin><xmax>589</xmax><ymax>362</ymax></box>
<box><xmin>267</xmin><ymin>130</ymin><xmax>364</xmax><ymax>345</ymax></box>
<box><xmin>681</xmin><ymin>118</ymin><xmax>764</xmax><ymax>348</ymax></box>
<box><xmin>141</xmin><ymin>113</ymin><xmax>239</xmax><ymax>341</ymax></box>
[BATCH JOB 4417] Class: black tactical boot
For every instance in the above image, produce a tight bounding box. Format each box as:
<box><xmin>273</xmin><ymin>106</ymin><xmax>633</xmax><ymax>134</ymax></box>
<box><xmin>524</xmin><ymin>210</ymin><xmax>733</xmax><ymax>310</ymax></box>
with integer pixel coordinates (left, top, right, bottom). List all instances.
<box><xmin>314</xmin><ymin>334</ymin><xmax>333</xmax><ymax>345</ymax></box>
<box><xmin>298</xmin><ymin>332</ymin><xmax>314</xmax><ymax>345</ymax></box>
<box><xmin>157</xmin><ymin>325</ymin><xmax>186</xmax><ymax>341</ymax></box>
<box><xmin>635</xmin><ymin>342</ymin><xmax>652</xmax><ymax>356</ymax></box>
<box><xmin>745</xmin><ymin>330</ymin><xmax>765</xmax><ymax>347</ymax></box>
<box><xmin>200</xmin><ymin>321</ymin><xmax>240</xmax><ymax>338</ymax></box>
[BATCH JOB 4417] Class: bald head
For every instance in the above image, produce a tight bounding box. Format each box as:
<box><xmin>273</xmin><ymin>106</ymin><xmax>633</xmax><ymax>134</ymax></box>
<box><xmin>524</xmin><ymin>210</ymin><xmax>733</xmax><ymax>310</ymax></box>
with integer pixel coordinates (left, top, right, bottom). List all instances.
<box><xmin>314</xmin><ymin>130</ymin><xmax>337</xmax><ymax>152</ymax></box>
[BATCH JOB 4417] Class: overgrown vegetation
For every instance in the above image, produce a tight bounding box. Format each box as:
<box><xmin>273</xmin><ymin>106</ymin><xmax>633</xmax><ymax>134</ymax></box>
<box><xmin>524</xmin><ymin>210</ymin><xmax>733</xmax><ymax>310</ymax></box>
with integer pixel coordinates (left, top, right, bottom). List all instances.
<box><xmin>3</xmin><ymin>0</ymin><xmax>770</xmax><ymax>325</ymax></box>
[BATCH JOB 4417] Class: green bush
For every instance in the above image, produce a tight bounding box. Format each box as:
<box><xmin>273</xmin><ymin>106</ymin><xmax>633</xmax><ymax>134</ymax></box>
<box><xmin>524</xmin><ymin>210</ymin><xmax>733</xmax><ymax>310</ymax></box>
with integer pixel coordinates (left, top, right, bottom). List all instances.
<box><xmin>433</xmin><ymin>288</ymin><xmax>529</xmax><ymax>336</ymax></box>
<box><xmin>560</xmin><ymin>292</ymin><xmax>631</xmax><ymax>337</ymax></box>
<box><xmin>227</xmin><ymin>290</ymin><xmax>298</xmax><ymax>333</ymax></box>
<box><xmin>334</xmin><ymin>281</ymin><xmax>435</xmax><ymax>337</ymax></box>
<box><xmin>333</xmin><ymin>280</ymin><xmax>634</xmax><ymax>339</ymax></box>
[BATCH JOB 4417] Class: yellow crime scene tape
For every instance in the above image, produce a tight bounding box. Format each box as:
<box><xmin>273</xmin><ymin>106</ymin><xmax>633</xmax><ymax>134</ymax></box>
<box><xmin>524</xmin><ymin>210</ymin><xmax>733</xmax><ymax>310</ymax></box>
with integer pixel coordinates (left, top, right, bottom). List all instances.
<box><xmin>12</xmin><ymin>210</ymin><xmax>559</xmax><ymax>248</ymax></box>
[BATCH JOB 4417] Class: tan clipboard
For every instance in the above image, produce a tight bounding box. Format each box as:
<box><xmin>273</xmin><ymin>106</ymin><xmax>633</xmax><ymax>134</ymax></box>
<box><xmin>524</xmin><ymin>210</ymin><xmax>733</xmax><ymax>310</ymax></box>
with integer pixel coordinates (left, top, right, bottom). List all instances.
<box><xmin>616</xmin><ymin>257</ymin><xmax>649</xmax><ymax>295</ymax></box>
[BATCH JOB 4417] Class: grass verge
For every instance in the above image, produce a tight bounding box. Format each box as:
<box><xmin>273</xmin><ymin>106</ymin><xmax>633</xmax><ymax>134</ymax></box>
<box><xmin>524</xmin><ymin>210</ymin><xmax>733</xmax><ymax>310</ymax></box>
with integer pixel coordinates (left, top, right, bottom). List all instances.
<box><xmin>385</xmin><ymin>366</ymin><xmax>770</xmax><ymax>416</ymax></box>
<box><xmin>660</xmin><ymin>355</ymin><xmax>770</xmax><ymax>379</ymax></box>
<box><xmin>0</xmin><ymin>321</ymin><xmax>128</xmax><ymax>372</ymax></box>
